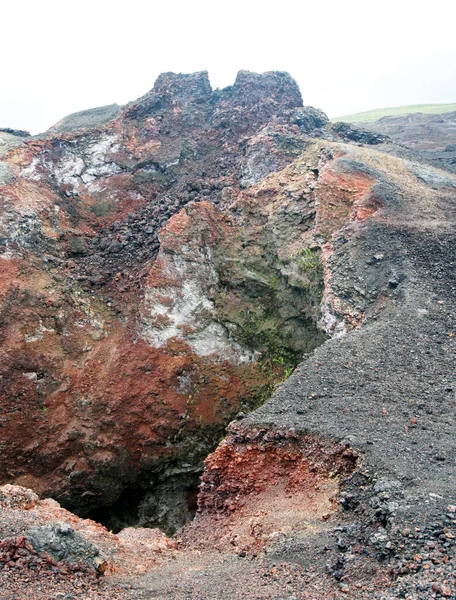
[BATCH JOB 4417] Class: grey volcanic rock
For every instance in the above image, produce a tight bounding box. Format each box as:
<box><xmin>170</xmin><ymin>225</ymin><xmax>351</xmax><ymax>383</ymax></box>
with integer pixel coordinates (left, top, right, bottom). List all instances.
<box><xmin>44</xmin><ymin>103</ymin><xmax>121</xmax><ymax>135</ymax></box>
<box><xmin>294</xmin><ymin>106</ymin><xmax>329</xmax><ymax>132</ymax></box>
<box><xmin>0</xmin><ymin>127</ymin><xmax>30</xmax><ymax>138</ymax></box>
<box><xmin>0</xmin><ymin>130</ymin><xmax>26</xmax><ymax>157</ymax></box>
<box><xmin>227</xmin><ymin>70</ymin><xmax>303</xmax><ymax>108</ymax></box>
<box><xmin>331</xmin><ymin>121</ymin><xmax>387</xmax><ymax>145</ymax></box>
<box><xmin>152</xmin><ymin>70</ymin><xmax>213</xmax><ymax>102</ymax></box>
<box><xmin>26</xmin><ymin>522</ymin><xmax>103</xmax><ymax>568</ymax></box>
<box><xmin>245</xmin><ymin>212</ymin><xmax>456</xmax><ymax>529</ymax></box>
<box><xmin>359</xmin><ymin>110</ymin><xmax>456</xmax><ymax>151</ymax></box>
<box><xmin>346</xmin><ymin>111</ymin><xmax>456</xmax><ymax>175</ymax></box>
<box><xmin>0</xmin><ymin>161</ymin><xmax>14</xmax><ymax>185</ymax></box>
<box><xmin>127</xmin><ymin>71</ymin><xmax>213</xmax><ymax>120</ymax></box>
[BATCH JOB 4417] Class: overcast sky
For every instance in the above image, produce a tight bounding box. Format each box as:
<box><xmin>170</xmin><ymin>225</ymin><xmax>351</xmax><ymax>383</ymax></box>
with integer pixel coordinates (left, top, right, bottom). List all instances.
<box><xmin>2</xmin><ymin>0</ymin><xmax>455</xmax><ymax>134</ymax></box>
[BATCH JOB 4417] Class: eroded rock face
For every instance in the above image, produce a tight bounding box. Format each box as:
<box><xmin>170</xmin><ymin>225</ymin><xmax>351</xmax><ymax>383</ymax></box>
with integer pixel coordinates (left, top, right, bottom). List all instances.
<box><xmin>0</xmin><ymin>71</ymin><xmax>455</xmax><ymax>598</ymax></box>
<box><xmin>187</xmin><ymin>425</ymin><xmax>357</xmax><ymax>557</ymax></box>
<box><xmin>1</xmin><ymin>70</ymin><xmax>455</xmax><ymax>543</ymax></box>
<box><xmin>0</xmin><ymin>483</ymin><xmax>176</xmax><ymax>597</ymax></box>
<box><xmin>0</xmin><ymin>72</ymin><xmax>328</xmax><ymax>529</ymax></box>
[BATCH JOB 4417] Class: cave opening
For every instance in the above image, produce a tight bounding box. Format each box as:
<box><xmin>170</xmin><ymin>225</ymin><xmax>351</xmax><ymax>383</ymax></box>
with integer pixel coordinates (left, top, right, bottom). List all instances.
<box><xmin>85</xmin><ymin>472</ymin><xmax>202</xmax><ymax>536</ymax></box>
<box><xmin>64</xmin><ymin>249</ymin><xmax>329</xmax><ymax>539</ymax></box>
<box><xmin>71</xmin><ymin>315</ymin><xmax>328</xmax><ymax>538</ymax></box>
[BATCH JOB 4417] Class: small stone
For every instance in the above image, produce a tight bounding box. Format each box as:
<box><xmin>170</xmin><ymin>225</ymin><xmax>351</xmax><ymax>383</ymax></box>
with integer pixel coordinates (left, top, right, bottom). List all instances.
<box><xmin>108</xmin><ymin>240</ymin><xmax>123</xmax><ymax>253</ymax></box>
<box><xmin>429</xmin><ymin>493</ymin><xmax>444</xmax><ymax>500</ymax></box>
<box><xmin>337</xmin><ymin>538</ymin><xmax>347</xmax><ymax>551</ymax></box>
<box><xmin>401</xmin><ymin>528</ymin><xmax>411</xmax><ymax>537</ymax></box>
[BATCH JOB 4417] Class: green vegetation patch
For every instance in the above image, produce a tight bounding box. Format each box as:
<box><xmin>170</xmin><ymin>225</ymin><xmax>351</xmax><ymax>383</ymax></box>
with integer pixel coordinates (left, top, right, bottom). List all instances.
<box><xmin>214</xmin><ymin>241</ymin><xmax>326</xmax><ymax>379</ymax></box>
<box><xmin>293</xmin><ymin>247</ymin><xmax>321</xmax><ymax>274</ymax></box>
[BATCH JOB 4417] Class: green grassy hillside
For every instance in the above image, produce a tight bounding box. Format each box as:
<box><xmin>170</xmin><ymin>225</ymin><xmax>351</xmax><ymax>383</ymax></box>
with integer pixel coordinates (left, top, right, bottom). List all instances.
<box><xmin>331</xmin><ymin>103</ymin><xmax>456</xmax><ymax>123</ymax></box>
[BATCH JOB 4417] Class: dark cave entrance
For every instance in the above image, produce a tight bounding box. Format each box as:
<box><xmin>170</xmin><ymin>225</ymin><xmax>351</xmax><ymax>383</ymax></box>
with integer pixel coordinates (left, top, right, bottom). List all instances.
<box><xmin>85</xmin><ymin>472</ymin><xmax>202</xmax><ymax>536</ymax></box>
<box><xmin>69</xmin><ymin>262</ymin><xmax>328</xmax><ymax>538</ymax></box>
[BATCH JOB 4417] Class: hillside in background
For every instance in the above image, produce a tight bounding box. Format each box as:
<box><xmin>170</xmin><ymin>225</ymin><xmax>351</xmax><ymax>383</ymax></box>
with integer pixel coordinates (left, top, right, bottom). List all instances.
<box><xmin>358</xmin><ymin>109</ymin><xmax>456</xmax><ymax>154</ymax></box>
<box><xmin>332</xmin><ymin>102</ymin><xmax>456</xmax><ymax>123</ymax></box>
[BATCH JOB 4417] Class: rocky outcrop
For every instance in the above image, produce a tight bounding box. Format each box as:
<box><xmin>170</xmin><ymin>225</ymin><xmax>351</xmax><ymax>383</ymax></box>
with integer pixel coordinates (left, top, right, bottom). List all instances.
<box><xmin>1</xmin><ymin>70</ymin><xmax>455</xmax><ymax>598</ymax></box>
<box><xmin>0</xmin><ymin>71</ymin><xmax>330</xmax><ymax>531</ymax></box>
<box><xmin>44</xmin><ymin>104</ymin><xmax>121</xmax><ymax>136</ymax></box>
<box><xmin>0</xmin><ymin>484</ymin><xmax>178</xmax><ymax>598</ymax></box>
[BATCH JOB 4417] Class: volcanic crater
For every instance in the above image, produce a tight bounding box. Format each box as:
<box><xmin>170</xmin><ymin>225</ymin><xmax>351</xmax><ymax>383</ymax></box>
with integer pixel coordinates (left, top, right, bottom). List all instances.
<box><xmin>0</xmin><ymin>71</ymin><xmax>455</xmax><ymax>599</ymax></box>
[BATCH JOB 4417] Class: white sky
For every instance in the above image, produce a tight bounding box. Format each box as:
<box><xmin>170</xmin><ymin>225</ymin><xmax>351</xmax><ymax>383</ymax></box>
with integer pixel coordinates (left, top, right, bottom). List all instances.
<box><xmin>2</xmin><ymin>0</ymin><xmax>455</xmax><ymax>134</ymax></box>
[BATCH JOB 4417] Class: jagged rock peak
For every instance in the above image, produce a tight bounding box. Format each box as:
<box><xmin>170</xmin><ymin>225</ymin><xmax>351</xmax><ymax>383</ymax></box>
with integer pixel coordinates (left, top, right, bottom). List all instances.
<box><xmin>229</xmin><ymin>70</ymin><xmax>303</xmax><ymax>109</ymax></box>
<box><xmin>152</xmin><ymin>70</ymin><xmax>213</xmax><ymax>101</ymax></box>
<box><xmin>147</xmin><ymin>69</ymin><xmax>303</xmax><ymax>108</ymax></box>
<box><xmin>125</xmin><ymin>71</ymin><xmax>213</xmax><ymax>118</ymax></box>
<box><xmin>127</xmin><ymin>70</ymin><xmax>303</xmax><ymax>119</ymax></box>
